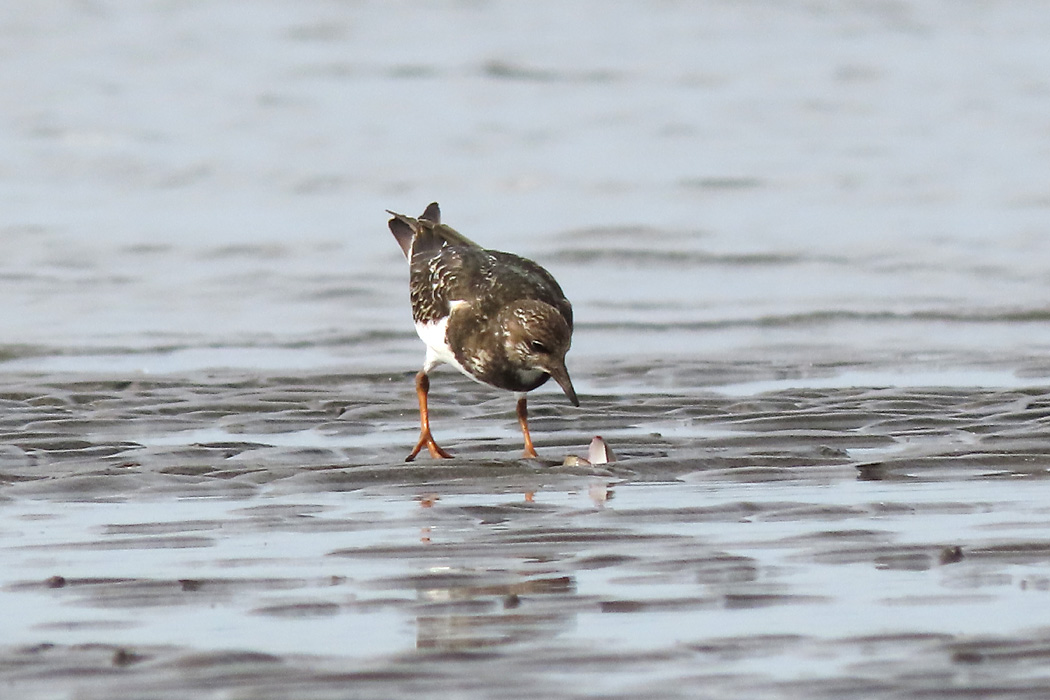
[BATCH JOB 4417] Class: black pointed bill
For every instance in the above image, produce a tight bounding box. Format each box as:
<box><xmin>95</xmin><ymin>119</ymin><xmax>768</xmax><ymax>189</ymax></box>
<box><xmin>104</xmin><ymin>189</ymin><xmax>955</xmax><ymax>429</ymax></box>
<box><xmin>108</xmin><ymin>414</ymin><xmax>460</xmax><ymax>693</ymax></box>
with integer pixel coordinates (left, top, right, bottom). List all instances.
<box><xmin>548</xmin><ymin>362</ymin><xmax>579</xmax><ymax>407</ymax></box>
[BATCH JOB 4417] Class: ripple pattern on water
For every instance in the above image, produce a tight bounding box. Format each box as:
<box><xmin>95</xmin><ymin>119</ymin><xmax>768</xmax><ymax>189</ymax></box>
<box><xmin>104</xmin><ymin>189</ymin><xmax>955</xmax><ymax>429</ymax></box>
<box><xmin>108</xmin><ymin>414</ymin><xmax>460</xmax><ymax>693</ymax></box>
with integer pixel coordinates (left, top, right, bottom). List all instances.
<box><xmin>3</xmin><ymin>365</ymin><xmax>1050</xmax><ymax>698</ymax></box>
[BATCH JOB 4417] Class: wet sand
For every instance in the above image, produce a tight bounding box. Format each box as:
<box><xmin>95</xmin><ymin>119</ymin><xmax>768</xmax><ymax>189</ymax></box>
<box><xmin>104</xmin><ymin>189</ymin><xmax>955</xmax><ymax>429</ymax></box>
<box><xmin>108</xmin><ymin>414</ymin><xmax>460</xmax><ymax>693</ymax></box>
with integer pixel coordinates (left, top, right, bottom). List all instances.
<box><xmin>4</xmin><ymin>361</ymin><xmax>1050</xmax><ymax>699</ymax></box>
<box><xmin>6</xmin><ymin>1</ymin><xmax>1050</xmax><ymax>697</ymax></box>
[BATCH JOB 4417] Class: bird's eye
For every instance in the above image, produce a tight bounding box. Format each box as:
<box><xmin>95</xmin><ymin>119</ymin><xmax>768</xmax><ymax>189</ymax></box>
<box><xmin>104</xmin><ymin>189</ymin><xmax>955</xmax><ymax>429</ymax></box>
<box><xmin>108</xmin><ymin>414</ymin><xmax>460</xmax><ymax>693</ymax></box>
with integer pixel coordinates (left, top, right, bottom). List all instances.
<box><xmin>529</xmin><ymin>340</ymin><xmax>548</xmax><ymax>353</ymax></box>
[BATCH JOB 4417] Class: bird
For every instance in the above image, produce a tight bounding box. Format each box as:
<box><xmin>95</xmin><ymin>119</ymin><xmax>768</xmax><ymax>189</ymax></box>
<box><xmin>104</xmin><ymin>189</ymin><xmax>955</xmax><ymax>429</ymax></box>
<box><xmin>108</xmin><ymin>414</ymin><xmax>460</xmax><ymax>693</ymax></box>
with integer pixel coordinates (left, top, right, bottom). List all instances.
<box><xmin>388</xmin><ymin>202</ymin><xmax>578</xmax><ymax>461</ymax></box>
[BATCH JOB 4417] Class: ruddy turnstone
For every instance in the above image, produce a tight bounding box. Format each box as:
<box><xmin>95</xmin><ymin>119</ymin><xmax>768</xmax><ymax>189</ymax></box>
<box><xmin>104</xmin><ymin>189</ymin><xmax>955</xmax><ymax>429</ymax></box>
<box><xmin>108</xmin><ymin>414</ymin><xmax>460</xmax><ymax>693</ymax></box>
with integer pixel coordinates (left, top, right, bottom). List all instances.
<box><xmin>388</xmin><ymin>202</ymin><xmax>578</xmax><ymax>461</ymax></box>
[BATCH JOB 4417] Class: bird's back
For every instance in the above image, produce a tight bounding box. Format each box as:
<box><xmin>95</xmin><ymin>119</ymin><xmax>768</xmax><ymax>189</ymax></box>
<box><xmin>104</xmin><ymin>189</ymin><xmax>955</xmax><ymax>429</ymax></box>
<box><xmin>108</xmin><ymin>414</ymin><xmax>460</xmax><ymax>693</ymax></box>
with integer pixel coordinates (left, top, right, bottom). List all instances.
<box><xmin>389</xmin><ymin>203</ymin><xmax>572</xmax><ymax>328</ymax></box>
<box><xmin>411</xmin><ymin>245</ymin><xmax>572</xmax><ymax>329</ymax></box>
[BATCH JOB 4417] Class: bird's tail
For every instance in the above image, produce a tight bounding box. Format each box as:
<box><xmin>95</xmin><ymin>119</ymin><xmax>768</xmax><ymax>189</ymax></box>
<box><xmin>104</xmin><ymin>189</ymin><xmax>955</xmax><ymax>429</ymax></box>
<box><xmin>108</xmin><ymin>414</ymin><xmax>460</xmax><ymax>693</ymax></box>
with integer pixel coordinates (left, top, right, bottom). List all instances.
<box><xmin>387</xmin><ymin>202</ymin><xmax>481</xmax><ymax>259</ymax></box>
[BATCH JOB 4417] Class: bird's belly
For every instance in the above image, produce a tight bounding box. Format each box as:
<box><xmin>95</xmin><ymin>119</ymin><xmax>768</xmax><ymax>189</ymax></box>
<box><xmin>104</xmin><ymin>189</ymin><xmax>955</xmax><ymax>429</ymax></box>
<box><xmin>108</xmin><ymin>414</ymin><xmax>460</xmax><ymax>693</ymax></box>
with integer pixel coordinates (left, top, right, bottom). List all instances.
<box><xmin>416</xmin><ymin>317</ymin><xmax>458</xmax><ymax>364</ymax></box>
<box><xmin>415</xmin><ymin>317</ymin><xmax>479</xmax><ymax>381</ymax></box>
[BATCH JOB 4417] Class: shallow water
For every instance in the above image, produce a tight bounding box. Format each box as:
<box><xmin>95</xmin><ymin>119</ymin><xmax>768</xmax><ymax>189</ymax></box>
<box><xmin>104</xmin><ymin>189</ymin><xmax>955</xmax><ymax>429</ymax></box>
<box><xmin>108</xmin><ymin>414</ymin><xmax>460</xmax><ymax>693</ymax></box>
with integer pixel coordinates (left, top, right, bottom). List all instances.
<box><xmin>5</xmin><ymin>1</ymin><xmax>1050</xmax><ymax>698</ymax></box>
<box><xmin>4</xmin><ymin>368</ymin><xmax>1050</xmax><ymax>698</ymax></box>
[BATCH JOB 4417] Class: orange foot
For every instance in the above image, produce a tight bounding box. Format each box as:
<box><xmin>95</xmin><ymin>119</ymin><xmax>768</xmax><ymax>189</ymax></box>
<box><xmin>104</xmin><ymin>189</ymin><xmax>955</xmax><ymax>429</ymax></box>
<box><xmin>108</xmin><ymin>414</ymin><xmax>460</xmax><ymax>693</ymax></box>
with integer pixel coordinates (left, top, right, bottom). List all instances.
<box><xmin>405</xmin><ymin>430</ymin><xmax>452</xmax><ymax>462</ymax></box>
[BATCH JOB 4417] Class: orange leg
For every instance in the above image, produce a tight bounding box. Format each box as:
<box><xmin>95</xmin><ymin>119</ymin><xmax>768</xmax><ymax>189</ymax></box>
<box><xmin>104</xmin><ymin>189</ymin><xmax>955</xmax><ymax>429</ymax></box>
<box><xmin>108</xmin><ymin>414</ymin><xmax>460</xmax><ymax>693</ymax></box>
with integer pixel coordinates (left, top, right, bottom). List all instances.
<box><xmin>406</xmin><ymin>371</ymin><xmax>452</xmax><ymax>461</ymax></box>
<box><xmin>516</xmin><ymin>394</ymin><xmax>539</xmax><ymax>459</ymax></box>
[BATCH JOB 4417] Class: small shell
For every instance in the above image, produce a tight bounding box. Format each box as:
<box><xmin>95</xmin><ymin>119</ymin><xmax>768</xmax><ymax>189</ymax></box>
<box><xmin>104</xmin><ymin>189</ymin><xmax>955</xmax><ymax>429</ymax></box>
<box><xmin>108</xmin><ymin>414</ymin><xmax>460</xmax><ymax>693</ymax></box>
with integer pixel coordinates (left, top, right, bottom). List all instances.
<box><xmin>564</xmin><ymin>436</ymin><xmax>616</xmax><ymax>467</ymax></box>
<box><xmin>587</xmin><ymin>436</ymin><xmax>616</xmax><ymax>465</ymax></box>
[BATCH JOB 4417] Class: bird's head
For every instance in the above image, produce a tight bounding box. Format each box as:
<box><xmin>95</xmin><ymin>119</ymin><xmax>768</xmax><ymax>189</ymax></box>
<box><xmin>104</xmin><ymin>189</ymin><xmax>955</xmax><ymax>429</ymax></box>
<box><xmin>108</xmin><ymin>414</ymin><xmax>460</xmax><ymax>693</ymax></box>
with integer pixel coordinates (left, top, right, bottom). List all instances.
<box><xmin>501</xmin><ymin>300</ymin><xmax>578</xmax><ymax>406</ymax></box>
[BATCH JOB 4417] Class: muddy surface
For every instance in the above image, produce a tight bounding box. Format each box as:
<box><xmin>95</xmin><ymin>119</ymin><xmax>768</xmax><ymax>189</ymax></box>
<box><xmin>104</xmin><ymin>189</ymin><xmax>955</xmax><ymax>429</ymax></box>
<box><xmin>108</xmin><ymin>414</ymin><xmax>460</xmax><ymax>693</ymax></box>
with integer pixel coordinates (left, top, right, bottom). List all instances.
<box><xmin>6</xmin><ymin>1</ymin><xmax>1050</xmax><ymax>698</ymax></box>
<box><xmin>4</xmin><ymin>363</ymin><xmax>1050</xmax><ymax>699</ymax></box>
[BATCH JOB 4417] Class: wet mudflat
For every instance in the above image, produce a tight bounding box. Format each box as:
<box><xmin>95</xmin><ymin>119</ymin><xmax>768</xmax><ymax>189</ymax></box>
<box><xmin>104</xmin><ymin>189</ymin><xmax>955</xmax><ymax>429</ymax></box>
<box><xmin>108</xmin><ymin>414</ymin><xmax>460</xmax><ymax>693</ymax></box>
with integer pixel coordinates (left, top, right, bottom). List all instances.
<box><xmin>7</xmin><ymin>0</ymin><xmax>1050</xmax><ymax>697</ymax></box>
<box><xmin>3</xmin><ymin>362</ymin><xmax>1050</xmax><ymax>699</ymax></box>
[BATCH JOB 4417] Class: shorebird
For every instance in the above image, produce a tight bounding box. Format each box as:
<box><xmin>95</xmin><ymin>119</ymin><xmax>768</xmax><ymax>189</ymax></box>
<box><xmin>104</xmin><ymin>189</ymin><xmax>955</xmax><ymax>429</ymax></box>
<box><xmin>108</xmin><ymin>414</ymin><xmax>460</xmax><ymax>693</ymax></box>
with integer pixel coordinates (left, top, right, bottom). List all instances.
<box><xmin>388</xmin><ymin>202</ymin><xmax>578</xmax><ymax>461</ymax></box>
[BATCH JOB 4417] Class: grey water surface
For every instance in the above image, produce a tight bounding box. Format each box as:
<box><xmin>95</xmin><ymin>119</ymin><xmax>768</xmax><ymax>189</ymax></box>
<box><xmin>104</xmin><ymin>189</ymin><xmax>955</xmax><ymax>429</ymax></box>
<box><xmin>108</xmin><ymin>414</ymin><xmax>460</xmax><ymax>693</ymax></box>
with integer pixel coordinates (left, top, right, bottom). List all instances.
<box><xmin>4</xmin><ymin>2</ymin><xmax>1050</xmax><ymax>699</ymax></box>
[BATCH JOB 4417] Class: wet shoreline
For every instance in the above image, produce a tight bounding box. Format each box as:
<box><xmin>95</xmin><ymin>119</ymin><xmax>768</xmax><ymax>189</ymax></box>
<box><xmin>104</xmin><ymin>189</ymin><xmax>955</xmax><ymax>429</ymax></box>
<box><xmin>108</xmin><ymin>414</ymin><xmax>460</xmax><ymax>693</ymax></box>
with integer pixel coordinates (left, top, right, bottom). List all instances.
<box><xmin>4</xmin><ymin>362</ymin><xmax>1050</xmax><ymax>698</ymax></box>
<box><xmin>7</xmin><ymin>1</ymin><xmax>1050</xmax><ymax>696</ymax></box>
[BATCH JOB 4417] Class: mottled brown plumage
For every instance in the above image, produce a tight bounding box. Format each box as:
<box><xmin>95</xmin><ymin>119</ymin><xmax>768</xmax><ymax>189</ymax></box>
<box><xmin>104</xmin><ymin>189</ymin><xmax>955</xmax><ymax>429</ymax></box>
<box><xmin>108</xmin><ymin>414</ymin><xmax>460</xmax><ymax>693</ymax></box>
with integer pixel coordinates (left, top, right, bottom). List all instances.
<box><xmin>388</xmin><ymin>202</ymin><xmax>578</xmax><ymax>461</ymax></box>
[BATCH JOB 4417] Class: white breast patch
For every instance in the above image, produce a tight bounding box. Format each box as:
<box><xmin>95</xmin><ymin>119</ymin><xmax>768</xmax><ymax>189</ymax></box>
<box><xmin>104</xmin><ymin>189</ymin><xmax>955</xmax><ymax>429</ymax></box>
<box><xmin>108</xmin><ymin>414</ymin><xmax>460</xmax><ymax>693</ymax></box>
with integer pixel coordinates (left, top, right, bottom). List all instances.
<box><xmin>415</xmin><ymin>300</ymin><xmax>473</xmax><ymax>378</ymax></box>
